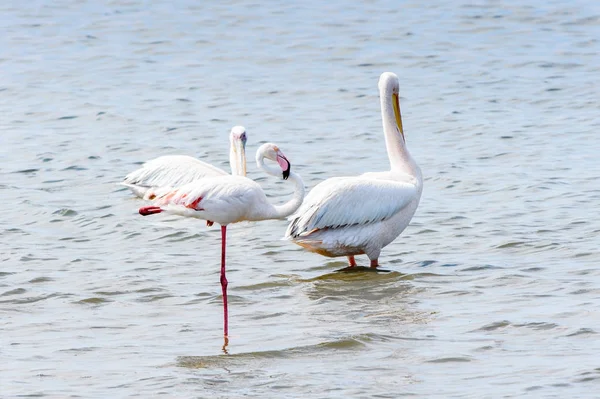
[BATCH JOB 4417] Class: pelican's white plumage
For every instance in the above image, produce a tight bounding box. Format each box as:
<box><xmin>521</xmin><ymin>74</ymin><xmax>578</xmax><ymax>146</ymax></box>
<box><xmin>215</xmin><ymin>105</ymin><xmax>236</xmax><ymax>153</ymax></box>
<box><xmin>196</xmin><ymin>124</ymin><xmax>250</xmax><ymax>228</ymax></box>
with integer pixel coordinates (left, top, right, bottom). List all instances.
<box><xmin>287</xmin><ymin>177</ymin><xmax>416</xmax><ymax>233</ymax></box>
<box><xmin>121</xmin><ymin>126</ymin><xmax>248</xmax><ymax>198</ymax></box>
<box><xmin>285</xmin><ymin>72</ymin><xmax>423</xmax><ymax>267</ymax></box>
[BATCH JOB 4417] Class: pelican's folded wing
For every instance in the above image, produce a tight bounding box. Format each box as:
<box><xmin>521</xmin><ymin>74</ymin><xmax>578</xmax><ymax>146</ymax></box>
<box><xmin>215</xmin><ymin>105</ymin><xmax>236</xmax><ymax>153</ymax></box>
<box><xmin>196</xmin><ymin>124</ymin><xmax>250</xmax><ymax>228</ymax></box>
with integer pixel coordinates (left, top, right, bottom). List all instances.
<box><xmin>286</xmin><ymin>177</ymin><xmax>417</xmax><ymax>238</ymax></box>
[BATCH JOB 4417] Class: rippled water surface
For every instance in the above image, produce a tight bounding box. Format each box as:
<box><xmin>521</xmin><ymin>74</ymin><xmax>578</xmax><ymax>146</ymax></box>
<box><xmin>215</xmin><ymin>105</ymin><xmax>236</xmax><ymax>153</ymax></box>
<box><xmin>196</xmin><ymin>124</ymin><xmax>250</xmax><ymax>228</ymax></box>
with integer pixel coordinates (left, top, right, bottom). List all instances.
<box><xmin>2</xmin><ymin>0</ymin><xmax>600</xmax><ymax>397</ymax></box>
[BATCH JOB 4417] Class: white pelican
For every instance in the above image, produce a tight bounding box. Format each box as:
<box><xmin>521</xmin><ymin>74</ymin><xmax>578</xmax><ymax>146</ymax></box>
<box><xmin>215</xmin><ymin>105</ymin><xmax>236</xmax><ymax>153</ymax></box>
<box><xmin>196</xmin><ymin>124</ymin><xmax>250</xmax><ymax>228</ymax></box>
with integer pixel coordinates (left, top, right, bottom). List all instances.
<box><xmin>138</xmin><ymin>143</ymin><xmax>305</xmax><ymax>338</ymax></box>
<box><xmin>285</xmin><ymin>72</ymin><xmax>423</xmax><ymax>268</ymax></box>
<box><xmin>121</xmin><ymin>126</ymin><xmax>248</xmax><ymax>198</ymax></box>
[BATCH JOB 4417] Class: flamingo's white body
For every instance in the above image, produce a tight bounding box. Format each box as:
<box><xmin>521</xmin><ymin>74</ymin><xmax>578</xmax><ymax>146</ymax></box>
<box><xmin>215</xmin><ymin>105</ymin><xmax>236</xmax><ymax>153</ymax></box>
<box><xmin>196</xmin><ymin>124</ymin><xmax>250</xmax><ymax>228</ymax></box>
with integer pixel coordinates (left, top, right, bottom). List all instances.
<box><xmin>286</xmin><ymin>72</ymin><xmax>422</xmax><ymax>268</ymax></box>
<box><xmin>121</xmin><ymin>126</ymin><xmax>248</xmax><ymax>198</ymax></box>
<box><xmin>139</xmin><ymin>143</ymin><xmax>305</xmax><ymax>339</ymax></box>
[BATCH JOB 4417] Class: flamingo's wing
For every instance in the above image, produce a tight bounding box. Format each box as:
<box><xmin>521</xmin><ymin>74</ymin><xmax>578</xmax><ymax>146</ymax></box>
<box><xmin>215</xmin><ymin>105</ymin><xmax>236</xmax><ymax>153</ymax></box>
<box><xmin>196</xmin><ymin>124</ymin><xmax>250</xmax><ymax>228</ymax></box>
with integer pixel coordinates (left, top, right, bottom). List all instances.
<box><xmin>121</xmin><ymin>155</ymin><xmax>228</xmax><ymax>197</ymax></box>
<box><xmin>286</xmin><ymin>177</ymin><xmax>417</xmax><ymax>238</ymax></box>
<box><xmin>149</xmin><ymin>176</ymin><xmax>261</xmax><ymax>224</ymax></box>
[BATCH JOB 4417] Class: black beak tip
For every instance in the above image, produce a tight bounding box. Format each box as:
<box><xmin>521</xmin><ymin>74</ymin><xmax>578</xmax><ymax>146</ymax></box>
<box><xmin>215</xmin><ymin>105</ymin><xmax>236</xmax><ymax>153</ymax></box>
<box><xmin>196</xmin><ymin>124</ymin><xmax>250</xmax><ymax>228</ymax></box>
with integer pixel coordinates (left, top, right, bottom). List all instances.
<box><xmin>282</xmin><ymin>169</ymin><xmax>290</xmax><ymax>180</ymax></box>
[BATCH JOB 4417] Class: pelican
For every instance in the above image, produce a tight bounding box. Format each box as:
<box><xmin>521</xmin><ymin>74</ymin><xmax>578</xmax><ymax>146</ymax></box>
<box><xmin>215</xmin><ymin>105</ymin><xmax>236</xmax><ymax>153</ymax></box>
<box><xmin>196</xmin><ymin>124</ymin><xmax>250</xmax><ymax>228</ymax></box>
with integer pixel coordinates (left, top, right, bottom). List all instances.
<box><xmin>285</xmin><ymin>72</ymin><xmax>422</xmax><ymax>268</ymax></box>
<box><xmin>121</xmin><ymin>126</ymin><xmax>248</xmax><ymax>198</ymax></box>
<box><xmin>138</xmin><ymin>143</ymin><xmax>305</xmax><ymax>339</ymax></box>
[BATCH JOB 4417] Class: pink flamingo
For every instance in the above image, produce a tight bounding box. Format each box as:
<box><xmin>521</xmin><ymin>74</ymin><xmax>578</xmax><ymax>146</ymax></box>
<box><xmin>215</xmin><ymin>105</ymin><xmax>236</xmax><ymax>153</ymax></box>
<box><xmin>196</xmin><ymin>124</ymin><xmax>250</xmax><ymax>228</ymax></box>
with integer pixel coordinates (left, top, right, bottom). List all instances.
<box><xmin>139</xmin><ymin>143</ymin><xmax>305</xmax><ymax>340</ymax></box>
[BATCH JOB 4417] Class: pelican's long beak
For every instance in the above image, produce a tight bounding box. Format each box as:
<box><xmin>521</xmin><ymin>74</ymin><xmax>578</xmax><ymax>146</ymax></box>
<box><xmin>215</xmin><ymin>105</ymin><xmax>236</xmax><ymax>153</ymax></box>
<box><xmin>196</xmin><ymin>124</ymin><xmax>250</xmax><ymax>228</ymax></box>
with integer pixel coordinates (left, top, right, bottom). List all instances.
<box><xmin>232</xmin><ymin>138</ymin><xmax>247</xmax><ymax>176</ymax></box>
<box><xmin>392</xmin><ymin>93</ymin><xmax>405</xmax><ymax>141</ymax></box>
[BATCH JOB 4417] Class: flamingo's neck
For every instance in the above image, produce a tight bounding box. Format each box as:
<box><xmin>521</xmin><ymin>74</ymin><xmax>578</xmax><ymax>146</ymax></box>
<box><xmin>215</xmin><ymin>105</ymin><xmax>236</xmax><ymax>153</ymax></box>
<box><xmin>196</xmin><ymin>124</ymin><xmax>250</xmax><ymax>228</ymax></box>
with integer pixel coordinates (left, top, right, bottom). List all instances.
<box><xmin>269</xmin><ymin>171</ymin><xmax>305</xmax><ymax>218</ymax></box>
<box><xmin>254</xmin><ymin>155</ymin><xmax>305</xmax><ymax>220</ymax></box>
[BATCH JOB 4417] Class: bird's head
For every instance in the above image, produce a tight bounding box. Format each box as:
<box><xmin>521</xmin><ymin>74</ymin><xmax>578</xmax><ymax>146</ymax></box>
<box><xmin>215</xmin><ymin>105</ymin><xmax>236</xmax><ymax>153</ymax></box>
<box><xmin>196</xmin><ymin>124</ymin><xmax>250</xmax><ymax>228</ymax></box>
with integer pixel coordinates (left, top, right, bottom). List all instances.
<box><xmin>230</xmin><ymin>126</ymin><xmax>247</xmax><ymax>146</ymax></box>
<box><xmin>378</xmin><ymin>72</ymin><xmax>404</xmax><ymax>142</ymax></box>
<box><xmin>258</xmin><ymin>143</ymin><xmax>291</xmax><ymax>180</ymax></box>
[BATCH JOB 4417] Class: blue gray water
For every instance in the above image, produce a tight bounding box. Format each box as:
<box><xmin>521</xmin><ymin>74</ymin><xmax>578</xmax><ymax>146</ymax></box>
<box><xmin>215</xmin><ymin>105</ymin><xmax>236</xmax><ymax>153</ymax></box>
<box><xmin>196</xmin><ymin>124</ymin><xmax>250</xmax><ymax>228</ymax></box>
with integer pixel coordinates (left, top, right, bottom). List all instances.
<box><xmin>2</xmin><ymin>0</ymin><xmax>600</xmax><ymax>397</ymax></box>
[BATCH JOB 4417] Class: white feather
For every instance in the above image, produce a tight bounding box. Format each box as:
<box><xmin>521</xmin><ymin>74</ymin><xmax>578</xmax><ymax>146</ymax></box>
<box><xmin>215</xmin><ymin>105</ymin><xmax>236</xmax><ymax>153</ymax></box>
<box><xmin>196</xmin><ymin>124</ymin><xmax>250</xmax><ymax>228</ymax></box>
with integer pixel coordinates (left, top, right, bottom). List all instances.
<box><xmin>141</xmin><ymin>143</ymin><xmax>306</xmax><ymax>226</ymax></box>
<box><xmin>284</xmin><ymin>72</ymin><xmax>423</xmax><ymax>265</ymax></box>
<box><xmin>122</xmin><ymin>155</ymin><xmax>227</xmax><ymax>194</ymax></box>
<box><xmin>153</xmin><ymin>176</ymin><xmax>264</xmax><ymax>224</ymax></box>
<box><xmin>121</xmin><ymin>126</ymin><xmax>248</xmax><ymax>198</ymax></box>
<box><xmin>287</xmin><ymin>176</ymin><xmax>417</xmax><ymax>237</ymax></box>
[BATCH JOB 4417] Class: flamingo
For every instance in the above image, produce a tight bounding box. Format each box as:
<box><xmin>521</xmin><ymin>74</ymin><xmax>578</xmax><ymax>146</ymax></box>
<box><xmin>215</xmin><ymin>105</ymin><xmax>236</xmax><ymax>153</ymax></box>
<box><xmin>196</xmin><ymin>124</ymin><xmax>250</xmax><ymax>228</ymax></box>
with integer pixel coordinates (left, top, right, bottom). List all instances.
<box><xmin>121</xmin><ymin>126</ymin><xmax>248</xmax><ymax>198</ymax></box>
<box><xmin>285</xmin><ymin>72</ymin><xmax>423</xmax><ymax>268</ymax></box>
<box><xmin>138</xmin><ymin>143</ymin><xmax>305</xmax><ymax>339</ymax></box>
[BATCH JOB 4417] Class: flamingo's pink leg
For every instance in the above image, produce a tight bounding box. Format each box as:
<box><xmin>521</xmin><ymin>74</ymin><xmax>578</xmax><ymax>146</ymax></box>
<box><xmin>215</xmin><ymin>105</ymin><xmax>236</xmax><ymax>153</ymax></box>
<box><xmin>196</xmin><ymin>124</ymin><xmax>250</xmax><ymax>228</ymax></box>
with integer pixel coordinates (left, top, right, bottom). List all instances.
<box><xmin>220</xmin><ymin>225</ymin><xmax>229</xmax><ymax>337</ymax></box>
<box><xmin>347</xmin><ymin>256</ymin><xmax>357</xmax><ymax>267</ymax></box>
<box><xmin>139</xmin><ymin>206</ymin><xmax>162</xmax><ymax>216</ymax></box>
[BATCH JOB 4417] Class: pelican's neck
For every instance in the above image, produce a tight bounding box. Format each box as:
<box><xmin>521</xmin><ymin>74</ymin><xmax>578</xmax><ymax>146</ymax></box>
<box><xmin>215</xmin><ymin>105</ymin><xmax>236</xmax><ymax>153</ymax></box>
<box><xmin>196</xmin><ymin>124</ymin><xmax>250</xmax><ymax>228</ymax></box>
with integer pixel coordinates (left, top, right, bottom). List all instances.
<box><xmin>380</xmin><ymin>87</ymin><xmax>420</xmax><ymax>179</ymax></box>
<box><xmin>255</xmin><ymin>155</ymin><xmax>305</xmax><ymax>219</ymax></box>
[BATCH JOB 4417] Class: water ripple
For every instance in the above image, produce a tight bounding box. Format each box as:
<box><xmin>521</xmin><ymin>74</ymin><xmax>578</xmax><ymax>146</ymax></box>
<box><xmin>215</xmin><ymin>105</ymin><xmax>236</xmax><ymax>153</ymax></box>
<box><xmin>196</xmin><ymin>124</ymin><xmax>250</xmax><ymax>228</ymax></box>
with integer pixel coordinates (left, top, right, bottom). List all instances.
<box><xmin>2</xmin><ymin>0</ymin><xmax>600</xmax><ymax>397</ymax></box>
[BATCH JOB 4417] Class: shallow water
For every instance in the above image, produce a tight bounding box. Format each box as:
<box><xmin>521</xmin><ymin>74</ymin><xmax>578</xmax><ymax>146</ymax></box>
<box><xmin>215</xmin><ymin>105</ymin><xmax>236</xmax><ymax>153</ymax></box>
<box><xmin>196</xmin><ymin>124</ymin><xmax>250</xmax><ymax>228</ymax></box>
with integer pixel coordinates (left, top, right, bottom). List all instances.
<box><xmin>2</xmin><ymin>0</ymin><xmax>600</xmax><ymax>397</ymax></box>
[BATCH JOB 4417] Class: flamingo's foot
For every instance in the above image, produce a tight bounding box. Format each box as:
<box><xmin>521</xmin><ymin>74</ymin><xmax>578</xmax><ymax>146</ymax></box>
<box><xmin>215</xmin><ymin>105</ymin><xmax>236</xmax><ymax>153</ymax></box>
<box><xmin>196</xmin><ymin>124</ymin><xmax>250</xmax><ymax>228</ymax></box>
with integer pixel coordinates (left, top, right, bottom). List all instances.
<box><xmin>207</xmin><ymin>220</ymin><xmax>214</xmax><ymax>227</ymax></box>
<box><xmin>222</xmin><ymin>335</ymin><xmax>230</xmax><ymax>354</ymax></box>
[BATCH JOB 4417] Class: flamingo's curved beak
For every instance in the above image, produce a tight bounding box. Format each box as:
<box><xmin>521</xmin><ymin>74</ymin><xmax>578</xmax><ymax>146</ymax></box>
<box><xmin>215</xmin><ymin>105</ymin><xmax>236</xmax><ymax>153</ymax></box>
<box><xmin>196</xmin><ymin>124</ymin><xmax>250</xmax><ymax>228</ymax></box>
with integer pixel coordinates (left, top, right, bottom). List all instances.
<box><xmin>276</xmin><ymin>151</ymin><xmax>291</xmax><ymax>180</ymax></box>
